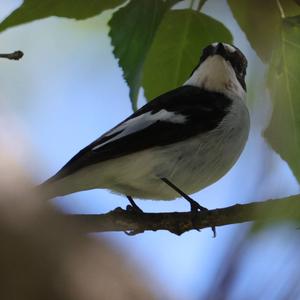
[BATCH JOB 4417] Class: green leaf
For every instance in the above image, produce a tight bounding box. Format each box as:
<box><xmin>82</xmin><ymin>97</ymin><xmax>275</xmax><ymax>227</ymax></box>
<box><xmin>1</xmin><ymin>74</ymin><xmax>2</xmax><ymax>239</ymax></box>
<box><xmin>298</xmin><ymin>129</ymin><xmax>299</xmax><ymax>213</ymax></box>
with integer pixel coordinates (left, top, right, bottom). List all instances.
<box><xmin>228</xmin><ymin>0</ymin><xmax>300</xmax><ymax>181</ymax></box>
<box><xmin>0</xmin><ymin>0</ymin><xmax>125</xmax><ymax>32</ymax></box>
<box><xmin>227</xmin><ymin>0</ymin><xmax>281</xmax><ymax>62</ymax></box>
<box><xmin>227</xmin><ymin>0</ymin><xmax>300</xmax><ymax>62</ymax></box>
<box><xmin>142</xmin><ymin>9</ymin><xmax>233</xmax><ymax>101</ymax></box>
<box><xmin>264</xmin><ymin>16</ymin><xmax>300</xmax><ymax>181</ymax></box>
<box><xmin>109</xmin><ymin>0</ymin><xmax>178</xmax><ymax>110</ymax></box>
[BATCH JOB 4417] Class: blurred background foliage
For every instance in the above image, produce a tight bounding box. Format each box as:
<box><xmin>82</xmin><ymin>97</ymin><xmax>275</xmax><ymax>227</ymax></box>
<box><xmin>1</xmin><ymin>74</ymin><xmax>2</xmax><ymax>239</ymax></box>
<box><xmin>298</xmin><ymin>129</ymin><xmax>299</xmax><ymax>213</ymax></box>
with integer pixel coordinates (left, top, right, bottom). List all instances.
<box><xmin>1</xmin><ymin>0</ymin><xmax>300</xmax><ymax>299</ymax></box>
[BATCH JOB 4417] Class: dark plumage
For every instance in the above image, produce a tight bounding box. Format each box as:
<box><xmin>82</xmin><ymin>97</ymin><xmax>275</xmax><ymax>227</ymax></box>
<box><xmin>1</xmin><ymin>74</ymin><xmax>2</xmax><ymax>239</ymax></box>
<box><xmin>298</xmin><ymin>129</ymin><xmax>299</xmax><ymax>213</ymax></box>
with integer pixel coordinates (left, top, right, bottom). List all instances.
<box><xmin>45</xmin><ymin>85</ymin><xmax>232</xmax><ymax>183</ymax></box>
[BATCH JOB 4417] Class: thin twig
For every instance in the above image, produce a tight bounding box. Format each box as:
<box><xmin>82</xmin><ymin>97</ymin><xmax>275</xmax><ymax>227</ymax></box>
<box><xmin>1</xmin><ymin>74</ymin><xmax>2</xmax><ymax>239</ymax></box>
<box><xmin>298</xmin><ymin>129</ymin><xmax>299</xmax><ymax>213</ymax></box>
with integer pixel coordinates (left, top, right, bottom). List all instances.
<box><xmin>190</xmin><ymin>0</ymin><xmax>196</xmax><ymax>9</ymax></box>
<box><xmin>197</xmin><ymin>0</ymin><xmax>208</xmax><ymax>11</ymax></box>
<box><xmin>276</xmin><ymin>0</ymin><xmax>285</xmax><ymax>18</ymax></box>
<box><xmin>68</xmin><ymin>195</ymin><xmax>300</xmax><ymax>235</ymax></box>
<box><xmin>0</xmin><ymin>51</ymin><xmax>23</xmax><ymax>60</ymax></box>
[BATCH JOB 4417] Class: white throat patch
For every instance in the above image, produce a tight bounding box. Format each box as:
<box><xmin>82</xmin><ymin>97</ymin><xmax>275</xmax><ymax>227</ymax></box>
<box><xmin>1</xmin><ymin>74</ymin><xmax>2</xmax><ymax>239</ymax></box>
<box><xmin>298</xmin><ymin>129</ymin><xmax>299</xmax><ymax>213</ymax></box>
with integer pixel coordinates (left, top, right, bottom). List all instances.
<box><xmin>184</xmin><ymin>55</ymin><xmax>245</xmax><ymax>100</ymax></box>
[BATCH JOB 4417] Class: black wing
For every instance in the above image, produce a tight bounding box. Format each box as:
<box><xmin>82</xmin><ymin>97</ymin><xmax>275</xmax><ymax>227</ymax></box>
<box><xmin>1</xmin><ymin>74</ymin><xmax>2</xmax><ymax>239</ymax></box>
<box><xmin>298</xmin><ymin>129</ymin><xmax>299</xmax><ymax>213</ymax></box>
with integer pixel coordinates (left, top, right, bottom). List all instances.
<box><xmin>47</xmin><ymin>85</ymin><xmax>232</xmax><ymax>181</ymax></box>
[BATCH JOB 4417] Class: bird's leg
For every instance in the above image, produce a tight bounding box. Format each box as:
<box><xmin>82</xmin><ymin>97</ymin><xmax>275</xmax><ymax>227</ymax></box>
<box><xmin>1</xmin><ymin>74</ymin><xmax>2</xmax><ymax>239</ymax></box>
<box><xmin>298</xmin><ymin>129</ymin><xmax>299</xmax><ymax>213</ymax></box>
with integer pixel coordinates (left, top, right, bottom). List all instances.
<box><xmin>124</xmin><ymin>196</ymin><xmax>145</xmax><ymax>236</ymax></box>
<box><xmin>160</xmin><ymin>177</ymin><xmax>216</xmax><ymax>237</ymax></box>
<box><xmin>160</xmin><ymin>177</ymin><xmax>207</xmax><ymax>212</ymax></box>
<box><xmin>126</xmin><ymin>195</ymin><xmax>143</xmax><ymax>213</ymax></box>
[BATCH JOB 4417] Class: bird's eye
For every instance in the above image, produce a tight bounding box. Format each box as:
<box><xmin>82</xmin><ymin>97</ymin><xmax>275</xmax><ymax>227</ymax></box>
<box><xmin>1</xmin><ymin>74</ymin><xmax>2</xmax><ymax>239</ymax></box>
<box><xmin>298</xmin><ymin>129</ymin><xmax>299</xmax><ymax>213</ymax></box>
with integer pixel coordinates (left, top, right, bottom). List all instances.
<box><xmin>203</xmin><ymin>46</ymin><xmax>213</xmax><ymax>56</ymax></box>
<box><xmin>228</xmin><ymin>53</ymin><xmax>245</xmax><ymax>77</ymax></box>
<box><xmin>236</xmin><ymin>64</ymin><xmax>243</xmax><ymax>74</ymax></box>
<box><xmin>236</xmin><ymin>66</ymin><xmax>245</xmax><ymax>78</ymax></box>
<box><xmin>199</xmin><ymin>45</ymin><xmax>214</xmax><ymax>63</ymax></box>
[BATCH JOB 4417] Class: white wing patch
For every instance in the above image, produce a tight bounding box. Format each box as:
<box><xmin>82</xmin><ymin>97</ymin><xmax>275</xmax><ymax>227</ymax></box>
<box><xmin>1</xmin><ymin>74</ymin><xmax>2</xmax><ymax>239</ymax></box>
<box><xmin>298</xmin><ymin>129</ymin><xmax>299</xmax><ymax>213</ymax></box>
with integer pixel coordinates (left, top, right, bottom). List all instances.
<box><xmin>92</xmin><ymin>109</ymin><xmax>186</xmax><ymax>151</ymax></box>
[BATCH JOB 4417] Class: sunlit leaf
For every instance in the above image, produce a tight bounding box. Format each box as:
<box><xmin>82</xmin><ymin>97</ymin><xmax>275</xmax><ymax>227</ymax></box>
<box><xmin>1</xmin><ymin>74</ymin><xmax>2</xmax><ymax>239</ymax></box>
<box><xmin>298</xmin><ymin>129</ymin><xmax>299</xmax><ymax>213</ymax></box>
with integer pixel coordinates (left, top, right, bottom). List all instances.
<box><xmin>250</xmin><ymin>194</ymin><xmax>300</xmax><ymax>234</ymax></box>
<box><xmin>109</xmin><ymin>0</ymin><xmax>179</xmax><ymax>110</ymax></box>
<box><xmin>0</xmin><ymin>0</ymin><xmax>125</xmax><ymax>32</ymax></box>
<box><xmin>227</xmin><ymin>0</ymin><xmax>280</xmax><ymax>62</ymax></box>
<box><xmin>227</xmin><ymin>0</ymin><xmax>300</xmax><ymax>62</ymax></box>
<box><xmin>264</xmin><ymin>16</ymin><xmax>300</xmax><ymax>181</ymax></box>
<box><xmin>228</xmin><ymin>0</ymin><xmax>300</xmax><ymax>184</ymax></box>
<box><xmin>142</xmin><ymin>9</ymin><xmax>233</xmax><ymax>101</ymax></box>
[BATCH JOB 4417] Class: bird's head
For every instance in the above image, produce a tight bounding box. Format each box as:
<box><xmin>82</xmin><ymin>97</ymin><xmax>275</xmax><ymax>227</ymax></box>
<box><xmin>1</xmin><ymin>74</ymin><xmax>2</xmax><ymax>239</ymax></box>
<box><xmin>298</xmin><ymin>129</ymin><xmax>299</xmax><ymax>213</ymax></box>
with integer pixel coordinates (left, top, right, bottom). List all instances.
<box><xmin>185</xmin><ymin>42</ymin><xmax>248</xmax><ymax>99</ymax></box>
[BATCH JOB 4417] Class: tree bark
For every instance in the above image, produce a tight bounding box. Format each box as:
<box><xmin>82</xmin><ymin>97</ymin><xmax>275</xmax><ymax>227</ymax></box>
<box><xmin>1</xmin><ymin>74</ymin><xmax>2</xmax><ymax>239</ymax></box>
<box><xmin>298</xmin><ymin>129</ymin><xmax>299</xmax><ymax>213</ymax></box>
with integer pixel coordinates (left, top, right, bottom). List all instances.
<box><xmin>69</xmin><ymin>195</ymin><xmax>300</xmax><ymax>235</ymax></box>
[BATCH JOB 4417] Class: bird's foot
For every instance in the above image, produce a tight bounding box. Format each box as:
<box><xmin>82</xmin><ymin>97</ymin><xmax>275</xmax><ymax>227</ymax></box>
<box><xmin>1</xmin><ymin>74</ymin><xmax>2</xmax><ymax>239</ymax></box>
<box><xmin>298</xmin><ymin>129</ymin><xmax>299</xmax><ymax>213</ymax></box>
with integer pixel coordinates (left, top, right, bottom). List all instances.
<box><xmin>124</xmin><ymin>228</ymin><xmax>145</xmax><ymax>236</ymax></box>
<box><xmin>124</xmin><ymin>196</ymin><xmax>144</xmax><ymax>236</ymax></box>
<box><xmin>188</xmin><ymin>198</ymin><xmax>216</xmax><ymax>238</ymax></box>
<box><xmin>160</xmin><ymin>177</ymin><xmax>216</xmax><ymax>237</ymax></box>
<box><xmin>126</xmin><ymin>196</ymin><xmax>143</xmax><ymax>214</ymax></box>
<box><xmin>189</xmin><ymin>197</ymin><xmax>208</xmax><ymax>212</ymax></box>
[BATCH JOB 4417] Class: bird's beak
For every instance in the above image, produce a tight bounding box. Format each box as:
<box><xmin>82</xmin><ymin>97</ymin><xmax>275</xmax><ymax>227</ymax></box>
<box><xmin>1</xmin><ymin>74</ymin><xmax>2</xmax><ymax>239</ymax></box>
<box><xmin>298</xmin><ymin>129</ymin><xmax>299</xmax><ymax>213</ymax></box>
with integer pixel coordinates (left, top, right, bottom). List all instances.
<box><xmin>213</xmin><ymin>43</ymin><xmax>227</xmax><ymax>57</ymax></box>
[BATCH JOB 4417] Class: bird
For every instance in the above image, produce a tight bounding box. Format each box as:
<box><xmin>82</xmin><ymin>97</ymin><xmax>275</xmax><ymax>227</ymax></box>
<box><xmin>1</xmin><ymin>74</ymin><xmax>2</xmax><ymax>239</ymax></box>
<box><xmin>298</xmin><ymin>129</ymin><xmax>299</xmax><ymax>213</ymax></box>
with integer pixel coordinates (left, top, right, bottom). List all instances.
<box><xmin>40</xmin><ymin>42</ymin><xmax>249</xmax><ymax>215</ymax></box>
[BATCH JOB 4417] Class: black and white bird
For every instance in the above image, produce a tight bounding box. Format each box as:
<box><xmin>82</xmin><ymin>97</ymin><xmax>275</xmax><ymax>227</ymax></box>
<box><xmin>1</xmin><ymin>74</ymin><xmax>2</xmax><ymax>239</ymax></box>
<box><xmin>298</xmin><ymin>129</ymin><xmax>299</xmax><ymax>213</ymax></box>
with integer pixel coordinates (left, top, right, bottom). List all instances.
<box><xmin>40</xmin><ymin>42</ymin><xmax>249</xmax><ymax>212</ymax></box>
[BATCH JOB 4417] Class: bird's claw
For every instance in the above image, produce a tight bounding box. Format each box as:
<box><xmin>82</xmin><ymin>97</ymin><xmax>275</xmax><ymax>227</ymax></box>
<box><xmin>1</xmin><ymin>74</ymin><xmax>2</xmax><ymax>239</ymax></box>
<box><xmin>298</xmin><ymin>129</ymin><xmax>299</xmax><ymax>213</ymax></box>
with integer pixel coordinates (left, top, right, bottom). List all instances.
<box><xmin>190</xmin><ymin>199</ymin><xmax>208</xmax><ymax>213</ymax></box>
<box><xmin>126</xmin><ymin>204</ymin><xmax>143</xmax><ymax>214</ymax></box>
<box><xmin>189</xmin><ymin>199</ymin><xmax>217</xmax><ymax>238</ymax></box>
<box><xmin>124</xmin><ymin>229</ymin><xmax>144</xmax><ymax>236</ymax></box>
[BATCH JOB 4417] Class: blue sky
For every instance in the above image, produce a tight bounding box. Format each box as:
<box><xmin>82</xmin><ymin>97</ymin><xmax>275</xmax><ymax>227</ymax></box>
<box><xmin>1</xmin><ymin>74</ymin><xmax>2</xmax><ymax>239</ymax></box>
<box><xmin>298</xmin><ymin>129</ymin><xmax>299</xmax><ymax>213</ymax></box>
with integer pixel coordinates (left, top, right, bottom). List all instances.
<box><xmin>1</xmin><ymin>1</ymin><xmax>300</xmax><ymax>299</ymax></box>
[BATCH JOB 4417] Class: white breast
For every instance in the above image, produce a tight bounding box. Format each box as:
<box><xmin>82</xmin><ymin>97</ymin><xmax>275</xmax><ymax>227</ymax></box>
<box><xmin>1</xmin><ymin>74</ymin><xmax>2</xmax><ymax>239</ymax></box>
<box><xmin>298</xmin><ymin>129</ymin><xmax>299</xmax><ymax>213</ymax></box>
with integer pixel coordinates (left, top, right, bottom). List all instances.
<box><xmin>144</xmin><ymin>97</ymin><xmax>250</xmax><ymax>198</ymax></box>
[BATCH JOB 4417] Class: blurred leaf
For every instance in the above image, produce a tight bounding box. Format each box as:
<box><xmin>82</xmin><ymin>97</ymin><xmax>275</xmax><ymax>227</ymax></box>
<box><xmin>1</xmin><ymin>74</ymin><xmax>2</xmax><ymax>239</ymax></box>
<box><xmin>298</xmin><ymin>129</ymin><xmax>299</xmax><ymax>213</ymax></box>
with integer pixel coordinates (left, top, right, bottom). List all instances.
<box><xmin>227</xmin><ymin>0</ymin><xmax>280</xmax><ymax>62</ymax></box>
<box><xmin>264</xmin><ymin>16</ymin><xmax>300</xmax><ymax>181</ymax></box>
<box><xmin>0</xmin><ymin>0</ymin><xmax>125</xmax><ymax>32</ymax></box>
<box><xmin>109</xmin><ymin>0</ymin><xmax>179</xmax><ymax>110</ymax></box>
<box><xmin>142</xmin><ymin>9</ymin><xmax>233</xmax><ymax>100</ymax></box>
<box><xmin>281</xmin><ymin>0</ymin><xmax>300</xmax><ymax>16</ymax></box>
<box><xmin>250</xmin><ymin>194</ymin><xmax>300</xmax><ymax>234</ymax></box>
<box><xmin>227</xmin><ymin>0</ymin><xmax>300</xmax><ymax>62</ymax></box>
<box><xmin>229</xmin><ymin>0</ymin><xmax>300</xmax><ymax>181</ymax></box>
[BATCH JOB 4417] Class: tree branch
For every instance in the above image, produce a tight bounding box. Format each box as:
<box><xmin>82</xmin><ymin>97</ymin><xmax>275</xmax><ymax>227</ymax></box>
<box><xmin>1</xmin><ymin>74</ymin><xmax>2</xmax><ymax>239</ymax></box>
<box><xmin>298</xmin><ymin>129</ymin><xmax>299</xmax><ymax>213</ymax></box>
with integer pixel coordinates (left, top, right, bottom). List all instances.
<box><xmin>0</xmin><ymin>51</ymin><xmax>23</xmax><ymax>60</ymax></box>
<box><xmin>68</xmin><ymin>195</ymin><xmax>300</xmax><ymax>235</ymax></box>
